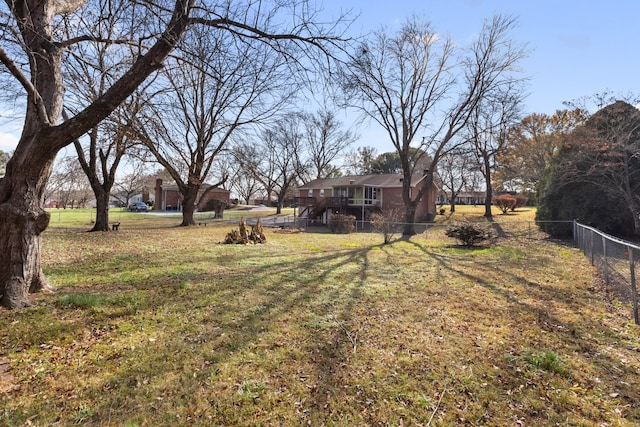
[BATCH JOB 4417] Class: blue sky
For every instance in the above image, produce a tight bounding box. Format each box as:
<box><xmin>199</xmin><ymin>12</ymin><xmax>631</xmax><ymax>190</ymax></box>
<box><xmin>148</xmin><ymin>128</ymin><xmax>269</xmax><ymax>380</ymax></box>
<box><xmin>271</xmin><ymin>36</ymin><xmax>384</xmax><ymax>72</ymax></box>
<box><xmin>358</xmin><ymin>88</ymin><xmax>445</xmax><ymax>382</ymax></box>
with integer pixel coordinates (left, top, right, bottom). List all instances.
<box><xmin>345</xmin><ymin>0</ymin><xmax>638</xmax><ymax>114</ymax></box>
<box><xmin>1</xmin><ymin>0</ymin><xmax>638</xmax><ymax>153</ymax></box>
<box><xmin>337</xmin><ymin>0</ymin><xmax>640</xmax><ymax>151</ymax></box>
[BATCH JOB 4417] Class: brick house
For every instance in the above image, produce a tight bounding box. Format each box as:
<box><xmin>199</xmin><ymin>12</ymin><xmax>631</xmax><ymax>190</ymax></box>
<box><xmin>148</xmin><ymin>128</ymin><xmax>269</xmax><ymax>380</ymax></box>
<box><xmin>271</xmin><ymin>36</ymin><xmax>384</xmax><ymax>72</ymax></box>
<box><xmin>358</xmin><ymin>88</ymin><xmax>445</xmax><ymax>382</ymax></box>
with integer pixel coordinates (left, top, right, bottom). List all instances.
<box><xmin>154</xmin><ymin>179</ymin><xmax>230</xmax><ymax>212</ymax></box>
<box><xmin>296</xmin><ymin>172</ymin><xmax>438</xmax><ymax>223</ymax></box>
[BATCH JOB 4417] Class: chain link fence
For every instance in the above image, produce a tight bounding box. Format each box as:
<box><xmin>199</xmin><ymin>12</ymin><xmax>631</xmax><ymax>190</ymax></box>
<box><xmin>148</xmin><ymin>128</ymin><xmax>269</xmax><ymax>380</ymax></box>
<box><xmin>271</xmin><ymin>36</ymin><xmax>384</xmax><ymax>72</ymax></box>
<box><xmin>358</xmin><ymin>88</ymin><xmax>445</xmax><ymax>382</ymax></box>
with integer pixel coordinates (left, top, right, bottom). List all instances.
<box><xmin>263</xmin><ymin>216</ymin><xmax>640</xmax><ymax>324</ymax></box>
<box><xmin>573</xmin><ymin>221</ymin><xmax>639</xmax><ymax>324</ymax></box>
<box><xmin>293</xmin><ymin>217</ymin><xmax>572</xmax><ymax>239</ymax></box>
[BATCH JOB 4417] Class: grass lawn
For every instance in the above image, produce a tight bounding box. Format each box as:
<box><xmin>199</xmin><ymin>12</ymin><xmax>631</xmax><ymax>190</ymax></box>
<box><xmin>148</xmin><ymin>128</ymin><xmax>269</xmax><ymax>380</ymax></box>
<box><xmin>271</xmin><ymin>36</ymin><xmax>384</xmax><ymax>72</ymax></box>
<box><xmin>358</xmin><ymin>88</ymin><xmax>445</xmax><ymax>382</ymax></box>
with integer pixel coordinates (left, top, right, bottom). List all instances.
<box><xmin>1</xmin><ymin>206</ymin><xmax>639</xmax><ymax>426</ymax></box>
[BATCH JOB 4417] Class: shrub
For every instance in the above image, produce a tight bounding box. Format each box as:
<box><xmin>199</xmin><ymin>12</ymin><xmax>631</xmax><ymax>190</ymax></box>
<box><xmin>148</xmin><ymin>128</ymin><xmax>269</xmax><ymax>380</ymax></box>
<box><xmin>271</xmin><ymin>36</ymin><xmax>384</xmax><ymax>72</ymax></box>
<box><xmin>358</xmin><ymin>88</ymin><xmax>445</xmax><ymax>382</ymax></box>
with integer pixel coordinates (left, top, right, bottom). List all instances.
<box><xmin>525</xmin><ymin>349</ymin><xmax>562</xmax><ymax>373</ymax></box>
<box><xmin>445</xmin><ymin>222</ymin><xmax>493</xmax><ymax>247</ymax></box>
<box><xmin>202</xmin><ymin>198</ymin><xmax>228</xmax><ymax>217</ymax></box>
<box><xmin>370</xmin><ymin>208</ymin><xmax>402</xmax><ymax>244</ymax></box>
<box><xmin>492</xmin><ymin>194</ymin><xmax>517</xmax><ymax>214</ymax></box>
<box><xmin>328</xmin><ymin>214</ymin><xmax>355</xmax><ymax>234</ymax></box>
<box><xmin>512</xmin><ymin>195</ymin><xmax>529</xmax><ymax>210</ymax></box>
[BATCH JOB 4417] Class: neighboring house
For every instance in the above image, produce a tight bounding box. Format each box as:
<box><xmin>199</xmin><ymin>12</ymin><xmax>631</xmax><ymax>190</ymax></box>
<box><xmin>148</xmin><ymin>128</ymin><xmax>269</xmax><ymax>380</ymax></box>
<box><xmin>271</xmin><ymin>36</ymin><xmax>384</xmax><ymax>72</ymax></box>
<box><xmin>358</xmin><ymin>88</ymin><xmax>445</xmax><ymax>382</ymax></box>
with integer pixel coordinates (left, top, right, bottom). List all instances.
<box><xmin>154</xmin><ymin>179</ymin><xmax>231</xmax><ymax>212</ymax></box>
<box><xmin>87</xmin><ymin>191</ymin><xmax>151</xmax><ymax>209</ymax></box>
<box><xmin>437</xmin><ymin>191</ymin><xmax>486</xmax><ymax>206</ymax></box>
<box><xmin>297</xmin><ymin>172</ymin><xmax>438</xmax><ymax>223</ymax></box>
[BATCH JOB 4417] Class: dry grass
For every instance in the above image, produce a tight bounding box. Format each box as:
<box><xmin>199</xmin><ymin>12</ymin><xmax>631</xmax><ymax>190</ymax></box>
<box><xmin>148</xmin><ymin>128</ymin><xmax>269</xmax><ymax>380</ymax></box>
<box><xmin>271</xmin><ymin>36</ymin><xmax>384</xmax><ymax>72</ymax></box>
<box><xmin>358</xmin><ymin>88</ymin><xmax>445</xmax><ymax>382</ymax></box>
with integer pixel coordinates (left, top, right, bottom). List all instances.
<box><xmin>1</xmin><ymin>206</ymin><xmax>639</xmax><ymax>426</ymax></box>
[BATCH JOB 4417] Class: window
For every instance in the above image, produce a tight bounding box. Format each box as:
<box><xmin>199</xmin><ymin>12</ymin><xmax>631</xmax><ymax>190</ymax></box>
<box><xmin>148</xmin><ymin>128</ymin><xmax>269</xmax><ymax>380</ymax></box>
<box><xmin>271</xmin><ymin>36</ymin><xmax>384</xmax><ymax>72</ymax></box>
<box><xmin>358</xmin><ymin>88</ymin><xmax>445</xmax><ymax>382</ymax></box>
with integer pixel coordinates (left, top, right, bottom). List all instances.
<box><xmin>364</xmin><ymin>187</ymin><xmax>380</xmax><ymax>204</ymax></box>
<box><xmin>308</xmin><ymin>189</ymin><xmax>313</xmax><ymax>197</ymax></box>
<box><xmin>320</xmin><ymin>189</ymin><xmax>325</xmax><ymax>197</ymax></box>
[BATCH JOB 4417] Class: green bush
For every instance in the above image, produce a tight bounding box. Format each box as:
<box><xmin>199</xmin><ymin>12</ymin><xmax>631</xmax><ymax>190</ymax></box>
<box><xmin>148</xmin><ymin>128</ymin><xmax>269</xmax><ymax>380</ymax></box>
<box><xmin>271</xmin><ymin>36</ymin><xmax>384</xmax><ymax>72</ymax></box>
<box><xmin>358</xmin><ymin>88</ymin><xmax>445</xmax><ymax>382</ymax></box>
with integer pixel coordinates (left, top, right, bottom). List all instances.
<box><xmin>536</xmin><ymin>102</ymin><xmax>639</xmax><ymax>238</ymax></box>
<box><xmin>536</xmin><ymin>159</ymin><xmax>632</xmax><ymax>237</ymax></box>
<box><xmin>525</xmin><ymin>349</ymin><xmax>562</xmax><ymax>373</ymax></box>
<box><xmin>445</xmin><ymin>222</ymin><xmax>493</xmax><ymax>247</ymax></box>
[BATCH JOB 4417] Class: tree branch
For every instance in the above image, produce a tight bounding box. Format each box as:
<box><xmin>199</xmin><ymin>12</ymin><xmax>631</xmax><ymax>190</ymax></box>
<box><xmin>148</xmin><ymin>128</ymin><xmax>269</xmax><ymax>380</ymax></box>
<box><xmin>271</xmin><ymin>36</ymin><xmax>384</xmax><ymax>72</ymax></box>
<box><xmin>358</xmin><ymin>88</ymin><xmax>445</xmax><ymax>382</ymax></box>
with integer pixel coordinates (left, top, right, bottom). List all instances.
<box><xmin>0</xmin><ymin>44</ymin><xmax>50</xmax><ymax>123</ymax></box>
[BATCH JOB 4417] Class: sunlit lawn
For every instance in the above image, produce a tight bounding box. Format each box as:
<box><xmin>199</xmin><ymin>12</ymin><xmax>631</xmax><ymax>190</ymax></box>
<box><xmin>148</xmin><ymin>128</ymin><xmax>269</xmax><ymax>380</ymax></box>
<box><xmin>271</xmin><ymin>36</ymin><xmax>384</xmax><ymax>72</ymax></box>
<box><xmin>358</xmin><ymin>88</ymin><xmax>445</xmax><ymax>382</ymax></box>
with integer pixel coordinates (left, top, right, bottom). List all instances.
<box><xmin>46</xmin><ymin>205</ymin><xmax>294</xmax><ymax>230</ymax></box>
<box><xmin>1</xmin><ymin>205</ymin><xmax>639</xmax><ymax>426</ymax></box>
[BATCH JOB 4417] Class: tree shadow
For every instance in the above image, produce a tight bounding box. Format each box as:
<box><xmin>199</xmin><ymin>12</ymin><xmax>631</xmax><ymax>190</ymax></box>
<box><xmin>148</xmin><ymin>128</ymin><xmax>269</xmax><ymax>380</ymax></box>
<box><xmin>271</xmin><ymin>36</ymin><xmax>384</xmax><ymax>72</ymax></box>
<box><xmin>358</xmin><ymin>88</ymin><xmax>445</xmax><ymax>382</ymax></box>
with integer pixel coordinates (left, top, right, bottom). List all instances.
<box><xmin>25</xmin><ymin>240</ymin><xmax>381</xmax><ymax>424</ymax></box>
<box><xmin>401</xmin><ymin>237</ymin><xmax>640</xmax><ymax>416</ymax></box>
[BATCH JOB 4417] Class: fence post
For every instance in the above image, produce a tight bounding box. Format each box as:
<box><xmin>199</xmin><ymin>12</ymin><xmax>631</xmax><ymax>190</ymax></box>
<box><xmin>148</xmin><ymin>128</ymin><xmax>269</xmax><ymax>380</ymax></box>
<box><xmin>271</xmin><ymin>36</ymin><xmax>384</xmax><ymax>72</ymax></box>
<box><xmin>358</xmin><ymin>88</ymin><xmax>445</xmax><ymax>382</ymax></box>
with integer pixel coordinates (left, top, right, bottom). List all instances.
<box><xmin>590</xmin><ymin>229</ymin><xmax>595</xmax><ymax>266</ymax></box>
<box><xmin>629</xmin><ymin>247</ymin><xmax>639</xmax><ymax>325</ymax></box>
<box><xmin>602</xmin><ymin>235</ymin><xmax>609</xmax><ymax>286</ymax></box>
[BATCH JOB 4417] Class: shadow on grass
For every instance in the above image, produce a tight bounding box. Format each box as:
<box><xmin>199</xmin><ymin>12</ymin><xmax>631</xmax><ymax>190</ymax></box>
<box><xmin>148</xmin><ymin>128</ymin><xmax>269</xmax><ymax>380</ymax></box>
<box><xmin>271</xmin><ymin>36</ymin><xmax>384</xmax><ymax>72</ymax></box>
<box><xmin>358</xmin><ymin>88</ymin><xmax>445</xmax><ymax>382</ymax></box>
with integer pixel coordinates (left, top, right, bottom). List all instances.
<box><xmin>5</xmin><ymin>226</ymin><xmax>640</xmax><ymax>425</ymax></box>
<box><xmin>11</xmin><ymin>240</ymin><xmax>382</xmax><ymax>425</ymax></box>
<box><xmin>401</xmin><ymin>237</ymin><xmax>640</xmax><ymax>419</ymax></box>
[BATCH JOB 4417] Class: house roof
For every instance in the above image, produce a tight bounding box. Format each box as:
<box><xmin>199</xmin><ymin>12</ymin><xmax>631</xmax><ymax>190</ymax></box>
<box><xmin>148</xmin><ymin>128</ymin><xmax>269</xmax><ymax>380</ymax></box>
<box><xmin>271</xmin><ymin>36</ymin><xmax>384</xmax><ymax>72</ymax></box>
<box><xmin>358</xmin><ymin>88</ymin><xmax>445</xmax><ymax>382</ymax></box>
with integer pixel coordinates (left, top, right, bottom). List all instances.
<box><xmin>299</xmin><ymin>173</ymin><xmax>428</xmax><ymax>190</ymax></box>
<box><xmin>160</xmin><ymin>183</ymin><xmax>230</xmax><ymax>194</ymax></box>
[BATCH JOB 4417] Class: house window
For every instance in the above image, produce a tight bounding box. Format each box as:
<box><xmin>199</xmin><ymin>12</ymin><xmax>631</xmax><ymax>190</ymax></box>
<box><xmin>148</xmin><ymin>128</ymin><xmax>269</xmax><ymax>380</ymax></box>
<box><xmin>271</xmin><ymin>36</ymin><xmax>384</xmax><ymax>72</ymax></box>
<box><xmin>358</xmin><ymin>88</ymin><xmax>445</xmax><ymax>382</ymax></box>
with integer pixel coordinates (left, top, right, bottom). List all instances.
<box><xmin>334</xmin><ymin>186</ymin><xmax>354</xmax><ymax>198</ymax></box>
<box><xmin>320</xmin><ymin>189</ymin><xmax>325</xmax><ymax>197</ymax></box>
<box><xmin>308</xmin><ymin>189</ymin><xmax>313</xmax><ymax>197</ymax></box>
<box><xmin>364</xmin><ymin>187</ymin><xmax>380</xmax><ymax>205</ymax></box>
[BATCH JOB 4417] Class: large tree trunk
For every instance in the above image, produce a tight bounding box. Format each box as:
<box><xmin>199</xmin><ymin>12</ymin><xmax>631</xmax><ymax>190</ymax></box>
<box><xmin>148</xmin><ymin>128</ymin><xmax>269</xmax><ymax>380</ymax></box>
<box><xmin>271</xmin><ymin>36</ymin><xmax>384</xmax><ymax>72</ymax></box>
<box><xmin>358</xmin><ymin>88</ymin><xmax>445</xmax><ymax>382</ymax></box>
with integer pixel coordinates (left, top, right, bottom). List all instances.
<box><xmin>482</xmin><ymin>155</ymin><xmax>493</xmax><ymax>218</ymax></box>
<box><xmin>0</xmin><ymin>13</ymin><xmax>64</xmax><ymax>307</ymax></box>
<box><xmin>484</xmin><ymin>190</ymin><xmax>493</xmax><ymax>217</ymax></box>
<box><xmin>402</xmin><ymin>204</ymin><xmax>418</xmax><ymax>236</ymax></box>
<box><xmin>180</xmin><ymin>187</ymin><xmax>198</xmax><ymax>226</ymax></box>
<box><xmin>0</xmin><ymin>140</ymin><xmax>57</xmax><ymax>308</ymax></box>
<box><xmin>623</xmin><ymin>194</ymin><xmax>640</xmax><ymax>236</ymax></box>
<box><xmin>91</xmin><ymin>187</ymin><xmax>111</xmax><ymax>232</ymax></box>
<box><xmin>0</xmin><ymin>206</ymin><xmax>51</xmax><ymax>308</ymax></box>
<box><xmin>0</xmin><ymin>0</ymin><xmax>193</xmax><ymax>308</ymax></box>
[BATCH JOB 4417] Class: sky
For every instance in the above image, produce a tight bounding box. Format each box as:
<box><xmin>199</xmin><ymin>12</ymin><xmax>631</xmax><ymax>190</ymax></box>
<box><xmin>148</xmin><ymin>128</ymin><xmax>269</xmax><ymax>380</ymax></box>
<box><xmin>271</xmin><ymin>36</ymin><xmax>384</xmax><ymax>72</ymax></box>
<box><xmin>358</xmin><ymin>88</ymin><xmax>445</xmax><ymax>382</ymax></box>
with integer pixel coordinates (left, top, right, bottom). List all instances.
<box><xmin>334</xmin><ymin>0</ymin><xmax>640</xmax><ymax>151</ymax></box>
<box><xmin>1</xmin><ymin>0</ymin><xmax>639</xmax><ymax>154</ymax></box>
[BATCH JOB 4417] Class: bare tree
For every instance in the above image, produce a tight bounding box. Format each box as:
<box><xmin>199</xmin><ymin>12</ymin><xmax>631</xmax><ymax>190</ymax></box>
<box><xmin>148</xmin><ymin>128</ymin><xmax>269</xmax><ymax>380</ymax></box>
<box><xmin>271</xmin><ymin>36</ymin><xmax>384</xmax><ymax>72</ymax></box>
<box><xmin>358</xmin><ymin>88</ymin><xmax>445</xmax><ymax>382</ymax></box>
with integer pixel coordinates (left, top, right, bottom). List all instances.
<box><xmin>303</xmin><ymin>109</ymin><xmax>358</xmax><ymax>181</ymax></box>
<box><xmin>70</xmin><ymin>94</ymin><xmax>152</xmax><ymax>229</ymax></box>
<box><xmin>466</xmin><ymin>83</ymin><xmax>525</xmax><ymax>217</ymax></box>
<box><xmin>45</xmin><ymin>156</ymin><xmax>92</xmax><ymax>209</ymax></box>
<box><xmin>438</xmin><ymin>149</ymin><xmax>472</xmax><ymax>213</ymax></box>
<box><xmin>223</xmin><ymin>152</ymin><xmax>260</xmax><ymax>205</ymax></box>
<box><xmin>342</xmin><ymin>15</ymin><xmax>527</xmax><ymax>234</ymax></box>
<box><xmin>60</xmin><ymin>0</ymin><xmax>153</xmax><ymax>230</ymax></box>
<box><xmin>343</xmin><ymin>146</ymin><xmax>376</xmax><ymax>175</ymax></box>
<box><xmin>232</xmin><ymin>173</ymin><xmax>260</xmax><ymax>206</ymax></box>
<box><xmin>112</xmin><ymin>158</ymin><xmax>150</xmax><ymax>209</ymax></box>
<box><xmin>135</xmin><ymin>22</ymin><xmax>309</xmax><ymax>225</ymax></box>
<box><xmin>238</xmin><ymin>117</ymin><xmax>309</xmax><ymax>213</ymax></box>
<box><xmin>371</xmin><ymin>207</ymin><xmax>403</xmax><ymax>244</ymax></box>
<box><xmin>0</xmin><ymin>0</ymin><xmax>350</xmax><ymax>308</ymax></box>
<box><xmin>233</xmin><ymin>142</ymin><xmax>277</xmax><ymax>205</ymax></box>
